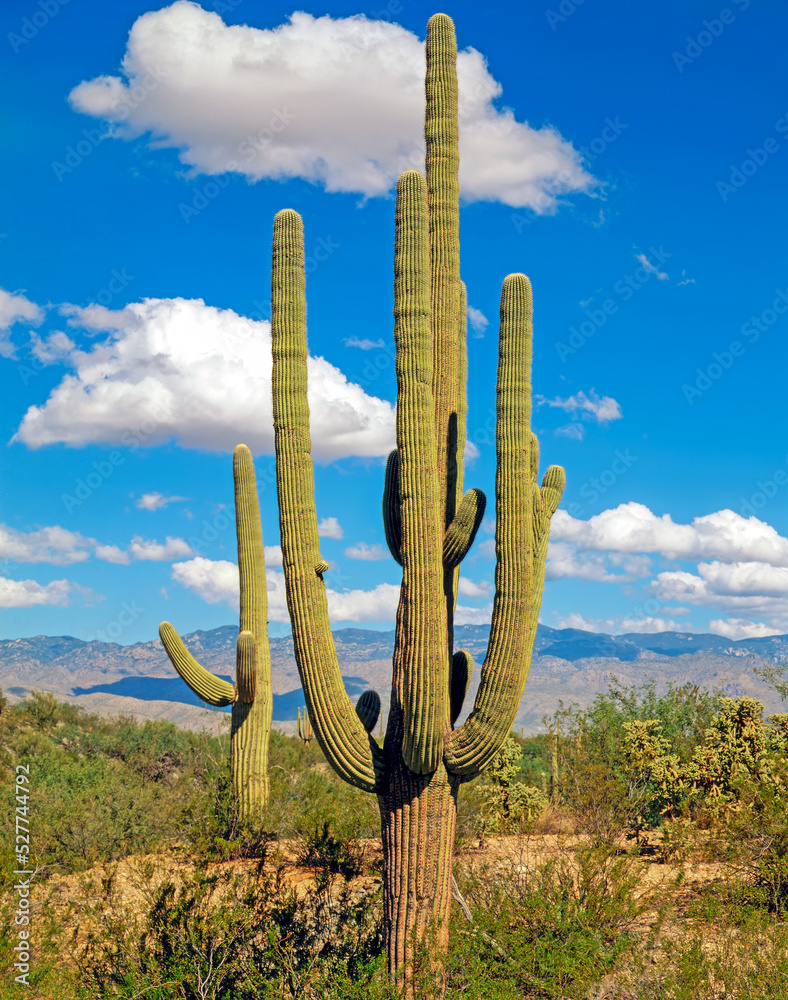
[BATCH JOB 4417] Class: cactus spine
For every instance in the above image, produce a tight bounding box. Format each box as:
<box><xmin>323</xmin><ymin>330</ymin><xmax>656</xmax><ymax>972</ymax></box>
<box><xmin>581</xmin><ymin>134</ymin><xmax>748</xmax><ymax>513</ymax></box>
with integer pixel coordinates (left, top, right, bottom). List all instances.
<box><xmin>159</xmin><ymin>444</ymin><xmax>272</xmax><ymax>822</ymax></box>
<box><xmin>270</xmin><ymin>14</ymin><xmax>564</xmax><ymax>994</ymax></box>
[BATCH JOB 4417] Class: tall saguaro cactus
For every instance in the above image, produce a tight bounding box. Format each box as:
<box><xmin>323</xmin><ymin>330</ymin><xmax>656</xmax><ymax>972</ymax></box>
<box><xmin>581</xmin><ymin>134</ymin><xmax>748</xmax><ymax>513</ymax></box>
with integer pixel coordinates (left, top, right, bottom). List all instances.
<box><xmin>271</xmin><ymin>14</ymin><xmax>564</xmax><ymax>994</ymax></box>
<box><xmin>159</xmin><ymin>444</ymin><xmax>272</xmax><ymax>822</ymax></box>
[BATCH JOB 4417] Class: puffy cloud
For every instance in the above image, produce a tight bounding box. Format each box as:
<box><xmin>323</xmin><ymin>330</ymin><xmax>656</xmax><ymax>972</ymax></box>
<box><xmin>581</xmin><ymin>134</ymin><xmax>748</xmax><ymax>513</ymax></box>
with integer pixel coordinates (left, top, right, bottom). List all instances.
<box><xmin>128</xmin><ymin>535</ymin><xmax>194</xmax><ymax>561</ymax></box>
<box><xmin>709</xmin><ymin>618</ymin><xmax>784</xmax><ymax>640</ymax></box>
<box><xmin>344</xmin><ymin>336</ymin><xmax>385</xmax><ymax>350</ymax></box>
<box><xmin>457</xmin><ymin>576</ymin><xmax>493</xmax><ymax>600</ymax></box>
<box><xmin>67</xmin><ymin>4</ymin><xmax>594</xmax><ymax>209</ymax></box>
<box><xmin>345</xmin><ymin>542</ymin><xmax>388</xmax><ymax>561</ymax></box>
<box><xmin>1</xmin><ymin>524</ymin><xmax>95</xmax><ymax>565</ymax></box>
<box><xmin>29</xmin><ymin>330</ymin><xmax>75</xmax><ymax>364</ymax></box>
<box><xmin>467</xmin><ymin>305</ymin><xmax>489</xmax><ymax>338</ymax></box>
<box><xmin>0</xmin><ymin>576</ymin><xmax>71</xmax><ymax>608</ymax></box>
<box><xmin>94</xmin><ymin>544</ymin><xmax>131</xmax><ymax>565</ymax></box>
<box><xmin>553</xmin><ymin>611</ymin><xmax>690</xmax><ymax>635</ymax></box>
<box><xmin>13</xmin><ymin>297</ymin><xmax>395</xmax><ymax>461</ymax></box>
<box><xmin>264</xmin><ymin>545</ymin><xmax>283</xmax><ymax>567</ymax></box>
<box><xmin>651</xmin><ymin>565</ymin><xmax>788</xmax><ymax>622</ymax></box>
<box><xmin>318</xmin><ymin>517</ymin><xmax>344</xmax><ymax>539</ymax></box>
<box><xmin>537</xmin><ymin>389</ymin><xmax>622</xmax><ymax>424</ymax></box>
<box><xmin>545</xmin><ymin>542</ymin><xmax>635</xmax><ymax>583</ymax></box>
<box><xmin>172</xmin><ymin>557</ymin><xmax>240</xmax><ymax>607</ymax></box>
<box><xmin>172</xmin><ymin>556</ymin><xmax>400</xmax><ymax>623</ymax></box>
<box><xmin>454</xmin><ymin>603</ymin><xmax>493</xmax><ymax>625</ymax></box>
<box><xmin>135</xmin><ymin>492</ymin><xmax>190</xmax><ymax>511</ymax></box>
<box><xmin>551</xmin><ymin>504</ymin><xmax>788</xmax><ymax>568</ymax></box>
<box><xmin>0</xmin><ymin>288</ymin><xmax>45</xmax><ymax>358</ymax></box>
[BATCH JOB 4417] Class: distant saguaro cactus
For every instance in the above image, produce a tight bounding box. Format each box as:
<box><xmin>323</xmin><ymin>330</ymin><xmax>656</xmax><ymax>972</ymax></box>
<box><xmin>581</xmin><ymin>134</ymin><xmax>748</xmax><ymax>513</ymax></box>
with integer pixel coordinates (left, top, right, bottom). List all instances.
<box><xmin>269</xmin><ymin>14</ymin><xmax>564</xmax><ymax>994</ymax></box>
<box><xmin>159</xmin><ymin>444</ymin><xmax>272</xmax><ymax>822</ymax></box>
<box><xmin>297</xmin><ymin>706</ymin><xmax>313</xmax><ymax>746</ymax></box>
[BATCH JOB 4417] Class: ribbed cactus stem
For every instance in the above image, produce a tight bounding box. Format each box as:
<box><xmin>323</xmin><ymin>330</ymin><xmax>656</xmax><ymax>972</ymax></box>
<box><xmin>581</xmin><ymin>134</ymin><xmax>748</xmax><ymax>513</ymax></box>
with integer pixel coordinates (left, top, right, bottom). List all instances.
<box><xmin>267</xmin><ymin>13</ymin><xmax>565</xmax><ymax>995</ymax></box>
<box><xmin>159</xmin><ymin>444</ymin><xmax>271</xmax><ymax>822</ymax></box>
<box><xmin>271</xmin><ymin>208</ymin><xmax>382</xmax><ymax>792</ymax></box>
<box><xmin>444</xmin><ymin>275</ymin><xmax>538</xmax><ymax>776</ymax></box>
<box><xmin>393</xmin><ymin>169</ymin><xmax>447</xmax><ymax>775</ymax></box>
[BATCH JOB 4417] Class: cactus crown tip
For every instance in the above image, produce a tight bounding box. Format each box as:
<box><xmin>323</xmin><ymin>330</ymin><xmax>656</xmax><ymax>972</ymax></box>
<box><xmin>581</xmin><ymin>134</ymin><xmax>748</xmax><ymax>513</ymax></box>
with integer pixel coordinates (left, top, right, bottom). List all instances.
<box><xmin>427</xmin><ymin>12</ymin><xmax>455</xmax><ymax>31</ymax></box>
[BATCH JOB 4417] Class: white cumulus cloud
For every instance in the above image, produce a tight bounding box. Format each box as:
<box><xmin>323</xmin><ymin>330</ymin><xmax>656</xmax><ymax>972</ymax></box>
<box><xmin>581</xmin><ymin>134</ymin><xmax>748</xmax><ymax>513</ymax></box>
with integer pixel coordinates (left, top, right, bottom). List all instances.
<box><xmin>318</xmin><ymin>517</ymin><xmax>344</xmax><ymax>539</ymax></box>
<box><xmin>128</xmin><ymin>535</ymin><xmax>194</xmax><ymax>561</ymax></box>
<box><xmin>135</xmin><ymin>492</ymin><xmax>190</xmax><ymax>511</ymax></box>
<box><xmin>67</xmin><ymin>3</ymin><xmax>594</xmax><ymax>209</ymax></box>
<box><xmin>0</xmin><ymin>288</ymin><xmax>45</xmax><ymax>358</ymax></box>
<box><xmin>537</xmin><ymin>389</ymin><xmax>622</xmax><ymax>424</ymax></box>
<box><xmin>345</xmin><ymin>542</ymin><xmax>388</xmax><ymax>561</ymax></box>
<box><xmin>171</xmin><ymin>556</ymin><xmax>401</xmax><ymax>623</ymax></box>
<box><xmin>12</xmin><ymin>297</ymin><xmax>395</xmax><ymax>461</ymax></box>
<box><xmin>551</xmin><ymin>504</ymin><xmax>788</xmax><ymax>568</ymax></box>
<box><xmin>0</xmin><ymin>576</ymin><xmax>72</xmax><ymax>608</ymax></box>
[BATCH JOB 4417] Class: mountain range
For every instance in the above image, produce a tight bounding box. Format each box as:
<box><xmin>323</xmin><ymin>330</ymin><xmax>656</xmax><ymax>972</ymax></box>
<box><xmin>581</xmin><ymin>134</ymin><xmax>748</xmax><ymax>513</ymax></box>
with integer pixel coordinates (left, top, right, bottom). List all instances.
<box><xmin>2</xmin><ymin>625</ymin><xmax>786</xmax><ymax>735</ymax></box>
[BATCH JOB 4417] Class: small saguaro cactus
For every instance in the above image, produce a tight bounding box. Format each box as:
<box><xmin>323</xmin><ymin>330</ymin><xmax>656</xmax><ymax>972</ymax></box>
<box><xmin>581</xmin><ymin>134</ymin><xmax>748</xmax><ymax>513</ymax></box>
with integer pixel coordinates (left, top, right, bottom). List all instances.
<box><xmin>269</xmin><ymin>14</ymin><xmax>564</xmax><ymax>994</ymax></box>
<box><xmin>297</xmin><ymin>706</ymin><xmax>313</xmax><ymax>746</ymax></box>
<box><xmin>159</xmin><ymin>444</ymin><xmax>272</xmax><ymax>823</ymax></box>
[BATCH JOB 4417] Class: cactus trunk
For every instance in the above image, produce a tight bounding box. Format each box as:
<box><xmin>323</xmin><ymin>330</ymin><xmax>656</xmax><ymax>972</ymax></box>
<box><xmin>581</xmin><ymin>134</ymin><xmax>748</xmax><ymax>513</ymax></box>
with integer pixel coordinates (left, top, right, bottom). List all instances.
<box><xmin>270</xmin><ymin>13</ymin><xmax>565</xmax><ymax>993</ymax></box>
<box><xmin>159</xmin><ymin>445</ymin><xmax>272</xmax><ymax>823</ymax></box>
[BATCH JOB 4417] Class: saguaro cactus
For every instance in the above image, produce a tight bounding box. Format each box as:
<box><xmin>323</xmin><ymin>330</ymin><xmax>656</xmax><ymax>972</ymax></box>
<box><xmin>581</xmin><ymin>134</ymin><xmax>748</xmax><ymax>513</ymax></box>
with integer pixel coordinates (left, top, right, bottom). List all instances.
<box><xmin>159</xmin><ymin>444</ymin><xmax>272</xmax><ymax>822</ymax></box>
<box><xmin>270</xmin><ymin>14</ymin><xmax>564</xmax><ymax>993</ymax></box>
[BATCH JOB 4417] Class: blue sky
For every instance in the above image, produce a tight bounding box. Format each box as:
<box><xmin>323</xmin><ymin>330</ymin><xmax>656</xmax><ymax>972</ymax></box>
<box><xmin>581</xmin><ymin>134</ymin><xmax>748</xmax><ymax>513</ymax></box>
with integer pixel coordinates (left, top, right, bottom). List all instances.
<box><xmin>1</xmin><ymin>0</ymin><xmax>787</xmax><ymax>646</ymax></box>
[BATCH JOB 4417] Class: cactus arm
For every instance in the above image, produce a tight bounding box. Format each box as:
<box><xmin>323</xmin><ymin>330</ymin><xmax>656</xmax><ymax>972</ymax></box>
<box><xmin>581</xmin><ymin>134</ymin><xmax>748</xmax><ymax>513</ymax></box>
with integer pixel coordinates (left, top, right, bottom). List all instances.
<box><xmin>356</xmin><ymin>690</ymin><xmax>381</xmax><ymax>733</ymax></box>
<box><xmin>382</xmin><ymin>449</ymin><xmax>403</xmax><ymax>565</ymax></box>
<box><xmin>443</xmin><ymin>488</ymin><xmax>486</xmax><ymax>569</ymax></box>
<box><xmin>158</xmin><ymin>622</ymin><xmax>236</xmax><ymax>707</ymax></box>
<box><xmin>445</xmin><ymin>274</ymin><xmax>563</xmax><ymax>776</ymax></box>
<box><xmin>271</xmin><ymin>207</ymin><xmax>381</xmax><ymax>793</ymax></box>
<box><xmin>449</xmin><ymin>650</ymin><xmax>473</xmax><ymax>727</ymax></box>
<box><xmin>393</xmin><ymin>169</ymin><xmax>448</xmax><ymax>775</ymax></box>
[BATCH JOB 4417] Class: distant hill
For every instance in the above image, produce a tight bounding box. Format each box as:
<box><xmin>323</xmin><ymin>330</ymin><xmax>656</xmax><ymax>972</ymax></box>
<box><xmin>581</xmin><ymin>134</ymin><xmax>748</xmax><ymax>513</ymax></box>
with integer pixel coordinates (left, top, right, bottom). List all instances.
<box><xmin>2</xmin><ymin>625</ymin><xmax>786</xmax><ymax>735</ymax></box>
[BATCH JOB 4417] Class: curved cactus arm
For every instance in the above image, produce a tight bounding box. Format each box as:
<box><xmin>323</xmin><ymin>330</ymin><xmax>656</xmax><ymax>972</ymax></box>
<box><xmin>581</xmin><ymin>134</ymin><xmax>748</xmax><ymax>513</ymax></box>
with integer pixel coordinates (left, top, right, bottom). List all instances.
<box><xmin>445</xmin><ymin>274</ymin><xmax>564</xmax><ymax>777</ymax></box>
<box><xmin>356</xmin><ymin>690</ymin><xmax>381</xmax><ymax>733</ymax></box>
<box><xmin>235</xmin><ymin>631</ymin><xmax>256</xmax><ymax>703</ymax></box>
<box><xmin>393</xmin><ymin>169</ymin><xmax>448</xmax><ymax>775</ymax></box>
<box><xmin>382</xmin><ymin>449</ymin><xmax>403</xmax><ymax>566</ymax></box>
<box><xmin>159</xmin><ymin>622</ymin><xmax>236</xmax><ymax>707</ymax></box>
<box><xmin>271</xmin><ymin>207</ymin><xmax>382</xmax><ymax>793</ymax></box>
<box><xmin>449</xmin><ymin>650</ymin><xmax>473</xmax><ymax>727</ymax></box>
<box><xmin>443</xmin><ymin>488</ymin><xmax>487</xmax><ymax>569</ymax></box>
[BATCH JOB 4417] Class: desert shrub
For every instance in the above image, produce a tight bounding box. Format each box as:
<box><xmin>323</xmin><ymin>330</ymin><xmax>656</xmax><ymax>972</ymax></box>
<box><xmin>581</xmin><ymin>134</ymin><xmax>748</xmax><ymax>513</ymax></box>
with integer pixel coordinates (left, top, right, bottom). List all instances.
<box><xmin>450</xmin><ymin>839</ymin><xmax>647</xmax><ymax>998</ymax></box>
<box><xmin>71</xmin><ymin>855</ymin><xmax>384</xmax><ymax>1000</ymax></box>
<box><xmin>479</xmin><ymin>736</ymin><xmax>547</xmax><ymax>835</ymax></box>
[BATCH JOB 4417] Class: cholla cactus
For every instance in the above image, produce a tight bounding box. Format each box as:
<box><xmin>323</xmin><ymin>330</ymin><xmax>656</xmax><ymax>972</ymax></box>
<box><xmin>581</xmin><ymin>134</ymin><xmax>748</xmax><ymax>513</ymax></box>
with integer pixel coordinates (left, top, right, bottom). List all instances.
<box><xmin>159</xmin><ymin>445</ymin><xmax>272</xmax><ymax>822</ymax></box>
<box><xmin>269</xmin><ymin>14</ymin><xmax>564</xmax><ymax>993</ymax></box>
